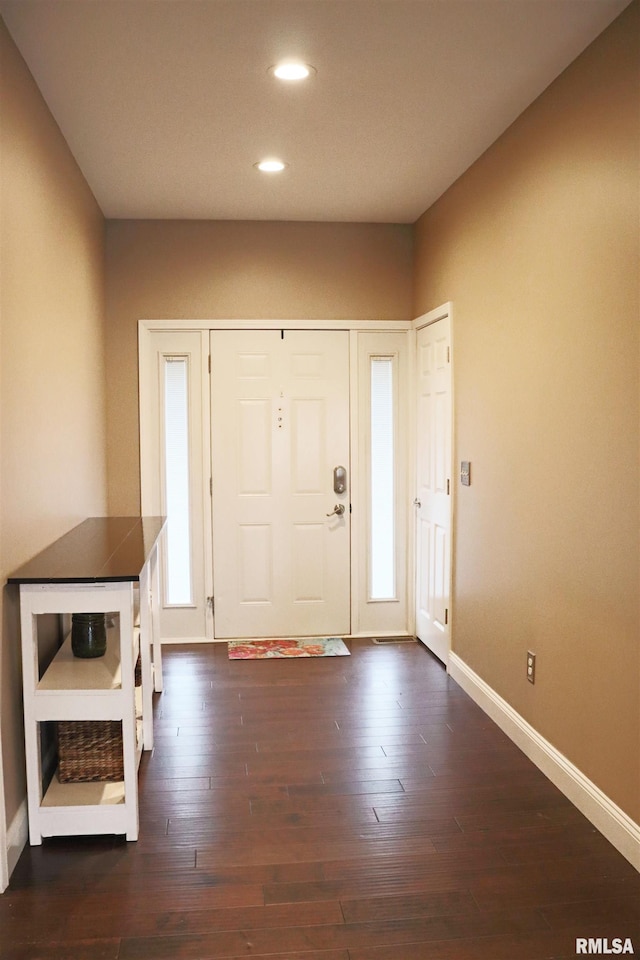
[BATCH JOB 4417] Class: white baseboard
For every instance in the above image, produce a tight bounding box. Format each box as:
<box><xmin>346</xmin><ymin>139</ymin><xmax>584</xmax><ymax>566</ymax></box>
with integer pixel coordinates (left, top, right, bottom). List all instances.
<box><xmin>0</xmin><ymin>831</ymin><xmax>6</xmax><ymax>892</ymax></box>
<box><xmin>448</xmin><ymin>652</ymin><xmax>640</xmax><ymax>871</ymax></box>
<box><xmin>160</xmin><ymin>636</ymin><xmax>212</xmax><ymax>645</ymax></box>
<box><xmin>4</xmin><ymin>799</ymin><xmax>28</xmax><ymax>889</ymax></box>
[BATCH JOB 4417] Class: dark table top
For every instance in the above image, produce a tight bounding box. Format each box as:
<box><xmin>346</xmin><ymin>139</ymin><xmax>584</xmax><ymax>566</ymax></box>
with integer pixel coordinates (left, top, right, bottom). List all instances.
<box><xmin>7</xmin><ymin>517</ymin><xmax>166</xmax><ymax>585</ymax></box>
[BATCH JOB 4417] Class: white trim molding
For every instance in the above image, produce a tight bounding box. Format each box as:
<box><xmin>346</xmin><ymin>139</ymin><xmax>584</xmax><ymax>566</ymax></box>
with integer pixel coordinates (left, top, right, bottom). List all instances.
<box><xmin>449</xmin><ymin>652</ymin><xmax>640</xmax><ymax>871</ymax></box>
<box><xmin>0</xmin><ymin>790</ymin><xmax>7</xmax><ymax>893</ymax></box>
<box><xmin>4</xmin><ymin>800</ymin><xmax>28</xmax><ymax>890</ymax></box>
<box><xmin>412</xmin><ymin>301</ymin><xmax>453</xmax><ymax>332</ymax></box>
<box><xmin>140</xmin><ymin>318</ymin><xmax>413</xmax><ymax>333</ymax></box>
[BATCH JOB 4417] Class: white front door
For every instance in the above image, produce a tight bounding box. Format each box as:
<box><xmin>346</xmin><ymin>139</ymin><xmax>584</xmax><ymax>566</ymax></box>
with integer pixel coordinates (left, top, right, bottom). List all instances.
<box><xmin>211</xmin><ymin>330</ymin><xmax>350</xmax><ymax>639</ymax></box>
<box><xmin>415</xmin><ymin>315</ymin><xmax>452</xmax><ymax>664</ymax></box>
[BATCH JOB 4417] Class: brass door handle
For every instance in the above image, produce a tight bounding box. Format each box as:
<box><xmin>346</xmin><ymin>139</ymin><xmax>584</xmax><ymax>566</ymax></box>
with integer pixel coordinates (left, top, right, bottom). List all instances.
<box><xmin>326</xmin><ymin>504</ymin><xmax>346</xmax><ymax>517</ymax></box>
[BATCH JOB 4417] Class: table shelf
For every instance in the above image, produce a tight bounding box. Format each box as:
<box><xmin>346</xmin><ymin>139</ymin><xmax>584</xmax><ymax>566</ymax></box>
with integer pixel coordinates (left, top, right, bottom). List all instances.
<box><xmin>10</xmin><ymin>517</ymin><xmax>164</xmax><ymax>844</ymax></box>
<box><xmin>38</xmin><ymin>624</ymin><xmax>122</xmax><ymax>692</ymax></box>
<box><xmin>41</xmin><ymin>714</ymin><xmax>143</xmax><ymax>810</ymax></box>
<box><xmin>42</xmin><ymin>777</ymin><xmax>125</xmax><ymax>808</ymax></box>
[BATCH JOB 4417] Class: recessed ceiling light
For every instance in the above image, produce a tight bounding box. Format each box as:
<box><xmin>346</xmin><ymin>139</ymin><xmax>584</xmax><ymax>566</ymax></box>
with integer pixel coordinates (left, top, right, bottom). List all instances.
<box><xmin>269</xmin><ymin>61</ymin><xmax>316</xmax><ymax>81</ymax></box>
<box><xmin>255</xmin><ymin>159</ymin><xmax>288</xmax><ymax>173</ymax></box>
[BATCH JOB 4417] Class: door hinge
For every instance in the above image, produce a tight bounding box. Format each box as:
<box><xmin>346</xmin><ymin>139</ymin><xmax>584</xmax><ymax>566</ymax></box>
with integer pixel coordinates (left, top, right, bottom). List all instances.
<box><xmin>208</xmin><ymin>354</ymin><xmax>211</xmax><ymax>374</ymax></box>
<box><xmin>445</xmin><ymin>608</ymin><xmax>449</xmax><ymax>625</ymax></box>
<box><xmin>207</xmin><ymin>596</ymin><xmax>214</xmax><ymax>613</ymax></box>
<box><xmin>210</xmin><ymin>477</ymin><xmax>213</xmax><ymax>496</ymax></box>
<box><xmin>447</xmin><ymin>478</ymin><xmax>450</xmax><ymax>495</ymax></box>
<box><xmin>447</xmin><ymin>346</ymin><xmax>451</xmax><ymax>363</ymax></box>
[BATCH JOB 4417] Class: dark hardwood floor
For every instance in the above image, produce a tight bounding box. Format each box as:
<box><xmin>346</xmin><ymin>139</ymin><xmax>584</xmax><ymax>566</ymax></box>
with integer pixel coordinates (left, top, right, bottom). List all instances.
<box><xmin>2</xmin><ymin>639</ymin><xmax>638</xmax><ymax>959</ymax></box>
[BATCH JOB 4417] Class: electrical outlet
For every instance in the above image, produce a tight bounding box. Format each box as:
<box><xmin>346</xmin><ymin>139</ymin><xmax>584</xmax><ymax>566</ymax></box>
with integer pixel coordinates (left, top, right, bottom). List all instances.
<box><xmin>527</xmin><ymin>651</ymin><xmax>536</xmax><ymax>684</ymax></box>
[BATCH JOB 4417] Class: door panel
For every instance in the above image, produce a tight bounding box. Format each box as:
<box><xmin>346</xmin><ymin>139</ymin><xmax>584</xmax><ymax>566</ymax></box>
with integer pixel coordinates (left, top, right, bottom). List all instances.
<box><xmin>211</xmin><ymin>330</ymin><xmax>350</xmax><ymax>639</ymax></box>
<box><xmin>293</xmin><ymin>523</ymin><xmax>325</xmax><ymax>600</ymax></box>
<box><xmin>291</xmin><ymin>398</ymin><xmax>325</xmax><ymax>491</ymax></box>
<box><xmin>239</xmin><ymin>524</ymin><xmax>272</xmax><ymax>602</ymax></box>
<box><xmin>239</xmin><ymin>400</ymin><xmax>272</xmax><ymax>493</ymax></box>
<box><xmin>415</xmin><ymin>317</ymin><xmax>452</xmax><ymax>664</ymax></box>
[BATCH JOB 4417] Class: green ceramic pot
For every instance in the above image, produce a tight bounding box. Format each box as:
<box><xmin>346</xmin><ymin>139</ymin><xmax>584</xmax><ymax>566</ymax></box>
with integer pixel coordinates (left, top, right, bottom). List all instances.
<box><xmin>71</xmin><ymin>613</ymin><xmax>107</xmax><ymax>659</ymax></box>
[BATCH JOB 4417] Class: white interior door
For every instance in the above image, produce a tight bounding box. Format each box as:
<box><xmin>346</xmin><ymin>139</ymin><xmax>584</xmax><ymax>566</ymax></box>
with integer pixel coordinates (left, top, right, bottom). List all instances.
<box><xmin>415</xmin><ymin>315</ymin><xmax>452</xmax><ymax>664</ymax></box>
<box><xmin>211</xmin><ymin>330</ymin><xmax>350</xmax><ymax>639</ymax></box>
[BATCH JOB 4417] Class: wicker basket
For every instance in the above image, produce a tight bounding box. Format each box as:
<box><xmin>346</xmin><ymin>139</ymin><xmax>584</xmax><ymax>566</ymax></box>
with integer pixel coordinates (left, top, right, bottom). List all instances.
<box><xmin>57</xmin><ymin>720</ymin><xmax>124</xmax><ymax>782</ymax></box>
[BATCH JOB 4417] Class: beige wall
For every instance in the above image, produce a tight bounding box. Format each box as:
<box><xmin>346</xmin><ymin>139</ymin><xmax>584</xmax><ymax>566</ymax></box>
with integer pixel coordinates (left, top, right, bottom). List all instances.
<box><xmin>105</xmin><ymin>219</ymin><xmax>413</xmax><ymax>513</ymax></box>
<box><xmin>414</xmin><ymin>2</ymin><xmax>639</xmax><ymax>821</ymax></box>
<box><xmin>0</xmin><ymin>21</ymin><xmax>107</xmax><ymax>830</ymax></box>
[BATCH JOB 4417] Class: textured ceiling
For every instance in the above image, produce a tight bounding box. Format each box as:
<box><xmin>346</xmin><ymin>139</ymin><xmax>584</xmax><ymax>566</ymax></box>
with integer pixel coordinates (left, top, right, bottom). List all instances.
<box><xmin>0</xmin><ymin>0</ymin><xmax>630</xmax><ymax>222</ymax></box>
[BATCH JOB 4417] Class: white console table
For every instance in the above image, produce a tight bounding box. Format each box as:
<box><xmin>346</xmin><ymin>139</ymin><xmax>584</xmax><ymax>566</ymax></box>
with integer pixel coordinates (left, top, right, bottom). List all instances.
<box><xmin>9</xmin><ymin>516</ymin><xmax>165</xmax><ymax>844</ymax></box>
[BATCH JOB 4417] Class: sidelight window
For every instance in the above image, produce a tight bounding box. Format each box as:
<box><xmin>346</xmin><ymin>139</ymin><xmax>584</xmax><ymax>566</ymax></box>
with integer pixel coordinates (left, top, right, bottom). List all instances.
<box><xmin>162</xmin><ymin>357</ymin><xmax>193</xmax><ymax>605</ymax></box>
<box><xmin>369</xmin><ymin>356</ymin><xmax>396</xmax><ymax>600</ymax></box>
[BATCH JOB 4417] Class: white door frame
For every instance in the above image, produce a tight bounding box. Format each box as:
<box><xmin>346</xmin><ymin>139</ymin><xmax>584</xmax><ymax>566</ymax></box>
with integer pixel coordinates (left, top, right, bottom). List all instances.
<box><xmin>412</xmin><ymin>303</ymin><xmax>455</xmax><ymax>664</ymax></box>
<box><xmin>139</xmin><ymin>319</ymin><xmax>413</xmax><ymax>642</ymax></box>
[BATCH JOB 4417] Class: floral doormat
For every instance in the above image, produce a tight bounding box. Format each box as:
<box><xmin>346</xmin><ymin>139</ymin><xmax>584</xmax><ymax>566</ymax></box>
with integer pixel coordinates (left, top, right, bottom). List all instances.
<box><xmin>228</xmin><ymin>638</ymin><xmax>350</xmax><ymax>659</ymax></box>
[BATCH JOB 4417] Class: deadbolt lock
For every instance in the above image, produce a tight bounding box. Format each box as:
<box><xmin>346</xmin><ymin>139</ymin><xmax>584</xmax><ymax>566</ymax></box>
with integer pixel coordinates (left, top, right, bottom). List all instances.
<box><xmin>333</xmin><ymin>465</ymin><xmax>347</xmax><ymax>495</ymax></box>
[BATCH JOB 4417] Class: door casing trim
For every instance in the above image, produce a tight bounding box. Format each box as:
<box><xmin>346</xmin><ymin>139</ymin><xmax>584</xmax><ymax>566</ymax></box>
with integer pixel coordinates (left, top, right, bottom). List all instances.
<box><xmin>140</xmin><ymin>319</ymin><xmax>413</xmax><ymax>333</ymax></box>
<box><xmin>140</xmin><ymin>318</ymin><xmax>416</xmax><ymax>643</ymax></box>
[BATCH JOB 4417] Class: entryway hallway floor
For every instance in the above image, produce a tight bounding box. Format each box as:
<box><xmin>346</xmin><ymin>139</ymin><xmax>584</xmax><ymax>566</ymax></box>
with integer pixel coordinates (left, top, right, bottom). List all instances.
<box><xmin>2</xmin><ymin>639</ymin><xmax>638</xmax><ymax>959</ymax></box>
